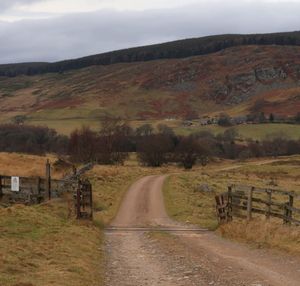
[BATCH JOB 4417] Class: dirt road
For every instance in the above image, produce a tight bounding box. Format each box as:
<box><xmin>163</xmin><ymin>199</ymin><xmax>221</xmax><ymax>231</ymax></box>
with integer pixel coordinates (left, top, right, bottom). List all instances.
<box><xmin>104</xmin><ymin>175</ymin><xmax>300</xmax><ymax>286</ymax></box>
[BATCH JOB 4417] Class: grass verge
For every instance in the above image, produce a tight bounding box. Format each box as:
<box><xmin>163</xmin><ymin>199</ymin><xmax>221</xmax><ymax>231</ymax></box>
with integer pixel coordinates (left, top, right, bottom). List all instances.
<box><xmin>218</xmin><ymin>218</ymin><xmax>300</xmax><ymax>254</ymax></box>
<box><xmin>163</xmin><ymin>172</ymin><xmax>219</xmax><ymax>230</ymax></box>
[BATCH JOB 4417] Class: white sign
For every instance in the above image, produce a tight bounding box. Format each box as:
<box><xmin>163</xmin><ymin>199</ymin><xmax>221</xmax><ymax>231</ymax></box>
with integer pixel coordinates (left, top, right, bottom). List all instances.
<box><xmin>11</xmin><ymin>177</ymin><xmax>20</xmax><ymax>192</ymax></box>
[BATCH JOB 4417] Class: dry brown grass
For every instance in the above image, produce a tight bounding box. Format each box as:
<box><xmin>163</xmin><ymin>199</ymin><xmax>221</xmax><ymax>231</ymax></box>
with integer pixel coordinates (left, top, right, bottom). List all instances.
<box><xmin>0</xmin><ymin>200</ymin><xmax>103</xmax><ymax>286</ymax></box>
<box><xmin>218</xmin><ymin>218</ymin><xmax>300</xmax><ymax>254</ymax></box>
<box><xmin>0</xmin><ymin>153</ymin><xmax>69</xmax><ymax>179</ymax></box>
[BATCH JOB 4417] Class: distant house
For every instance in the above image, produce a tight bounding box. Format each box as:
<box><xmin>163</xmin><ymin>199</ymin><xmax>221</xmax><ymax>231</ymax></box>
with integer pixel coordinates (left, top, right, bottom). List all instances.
<box><xmin>232</xmin><ymin>116</ymin><xmax>247</xmax><ymax>125</ymax></box>
<box><xmin>199</xmin><ymin>117</ymin><xmax>218</xmax><ymax>126</ymax></box>
<box><xmin>199</xmin><ymin>119</ymin><xmax>209</xmax><ymax>126</ymax></box>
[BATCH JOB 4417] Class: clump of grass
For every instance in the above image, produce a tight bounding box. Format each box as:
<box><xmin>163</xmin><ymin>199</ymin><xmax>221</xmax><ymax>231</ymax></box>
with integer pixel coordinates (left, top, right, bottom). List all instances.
<box><xmin>217</xmin><ymin>218</ymin><xmax>300</xmax><ymax>254</ymax></box>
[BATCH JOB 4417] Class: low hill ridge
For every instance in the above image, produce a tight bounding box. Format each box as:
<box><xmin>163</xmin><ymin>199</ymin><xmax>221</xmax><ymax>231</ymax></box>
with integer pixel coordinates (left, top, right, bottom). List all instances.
<box><xmin>1</xmin><ymin>31</ymin><xmax>300</xmax><ymax>77</ymax></box>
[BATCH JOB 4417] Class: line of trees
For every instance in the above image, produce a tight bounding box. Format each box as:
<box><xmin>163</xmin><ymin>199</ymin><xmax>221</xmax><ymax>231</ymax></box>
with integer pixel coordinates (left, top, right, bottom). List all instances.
<box><xmin>1</xmin><ymin>121</ymin><xmax>300</xmax><ymax>169</ymax></box>
<box><xmin>0</xmin><ymin>124</ymin><xmax>68</xmax><ymax>155</ymax></box>
<box><xmin>68</xmin><ymin>120</ymin><xmax>300</xmax><ymax>168</ymax></box>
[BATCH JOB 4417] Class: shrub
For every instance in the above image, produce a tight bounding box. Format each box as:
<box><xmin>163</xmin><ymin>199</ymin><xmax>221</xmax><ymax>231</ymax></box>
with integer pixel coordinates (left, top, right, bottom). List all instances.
<box><xmin>137</xmin><ymin>134</ymin><xmax>174</xmax><ymax>167</ymax></box>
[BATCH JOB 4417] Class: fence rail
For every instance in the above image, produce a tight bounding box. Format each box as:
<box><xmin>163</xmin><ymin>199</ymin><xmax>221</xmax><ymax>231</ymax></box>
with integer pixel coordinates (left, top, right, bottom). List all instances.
<box><xmin>0</xmin><ymin>160</ymin><xmax>93</xmax><ymax>220</ymax></box>
<box><xmin>215</xmin><ymin>185</ymin><xmax>300</xmax><ymax>226</ymax></box>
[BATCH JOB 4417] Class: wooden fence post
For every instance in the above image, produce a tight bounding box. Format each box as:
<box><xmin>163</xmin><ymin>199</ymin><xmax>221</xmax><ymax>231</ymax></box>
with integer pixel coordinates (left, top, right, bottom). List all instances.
<box><xmin>76</xmin><ymin>180</ymin><xmax>81</xmax><ymax>219</ymax></box>
<box><xmin>36</xmin><ymin>177</ymin><xmax>41</xmax><ymax>203</ymax></box>
<box><xmin>284</xmin><ymin>194</ymin><xmax>294</xmax><ymax>225</ymax></box>
<box><xmin>45</xmin><ymin>159</ymin><xmax>51</xmax><ymax>200</ymax></box>
<box><xmin>227</xmin><ymin>186</ymin><xmax>232</xmax><ymax>221</ymax></box>
<box><xmin>215</xmin><ymin>195</ymin><xmax>222</xmax><ymax>223</ymax></box>
<box><xmin>0</xmin><ymin>175</ymin><xmax>2</xmax><ymax>199</ymax></box>
<box><xmin>89</xmin><ymin>181</ymin><xmax>93</xmax><ymax>219</ymax></box>
<box><xmin>247</xmin><ymin>187</ymin><xmax>254</xmax><ymax>221</ymax></box>
<box><xmin>266</xmin><ymin>189</ymin><xmax>272</xmax><ymax>220</ymax></box>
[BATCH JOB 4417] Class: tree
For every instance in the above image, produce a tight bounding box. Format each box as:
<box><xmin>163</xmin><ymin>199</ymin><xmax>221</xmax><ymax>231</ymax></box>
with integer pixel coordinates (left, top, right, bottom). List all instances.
<box><xmin>175</xmin><ymin>137</ymin><xmax>208</xmax><ymax>169</ymax></box>
<box><xmin>137</xmin><ymin>134</ymin><xmax>173</xmax><ymax>167</ymax></box>
<box><xmin>295</xmin><ymin>112</ymin><xmax>300</xmax><ymax>123</ymax></box>
<box><xmin>157</xmin><ymin>124</ymin><xmax>175</xmax><ymax>137</ymax></box>
<box><xmin>136</xmin><ymin>124</ymin><xmax>153</xmax><ymax>136</ymax></box>
<box><xmin>269</xmin><ymin>113</ymin><xmax>275</xmax><ymax>123</ymax></box>
<box><xmin>258</xmin><ymin>112</ymin><xmax>267</xmax><ymax>123</ymax></box>
<box><xmin>69</xmin><ymin>126</ymin><xmax>97</xmax><ymax>163</ymax></box>
<box><xmin>12</xmin><ymin>115</ymin><xmax>27</xmax><ymax>125</ymax></box>
<box><xmin>223</xmin><ymin>128</ymin><xmax>239</xmax><ymax>142</ymax></box>
<box><xmin>97</xmin><ymin>117</ymin><xmax>131</xmax><ymax>164</ymax></box>
<box><xmin>218</xmin><ymin>113</ymin><xmax>232</xmax><ymax>127</ymax></box>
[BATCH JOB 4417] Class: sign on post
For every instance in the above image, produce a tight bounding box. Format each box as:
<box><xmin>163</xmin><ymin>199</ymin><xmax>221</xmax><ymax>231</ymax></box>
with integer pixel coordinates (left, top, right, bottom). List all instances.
<box><xmin>11</xmin><ymin>177</ymin><xmax>20</xmax><ymax>192</ymax></box>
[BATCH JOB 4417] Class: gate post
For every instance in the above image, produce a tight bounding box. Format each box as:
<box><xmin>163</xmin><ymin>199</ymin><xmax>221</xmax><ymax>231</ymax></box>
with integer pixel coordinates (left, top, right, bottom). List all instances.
<box><xmin>227</xmin><ymin>186</ymin><xmax>233</xmax><ymax>221</ymax></box>
<box><xmin>45</xmin><ymin>160</ymin><xmax>51</xmax><ymax>200</ymax></box>
<box><xmin>36</xmin><ymin>176</ymin><xmax>41</xmax><ymax>203</ymax></box>
<box><xmin>89</xmin><ymin>181</ymin><xmax>93</xmax><ymax>219</ymax></box>
<box><xmin>247</xmin><ymin>187</ymin><xmax>254</xmax><ymax>221</ymax></box>
<box><xmin>0</xmin><ymin>176</ymin><xmax>2</xmax><ymax>199</ymax></box>
<box><xmin>76</xmin><ymin>180</ymin><xmax>81</xmax><ymax>219</ymax></box>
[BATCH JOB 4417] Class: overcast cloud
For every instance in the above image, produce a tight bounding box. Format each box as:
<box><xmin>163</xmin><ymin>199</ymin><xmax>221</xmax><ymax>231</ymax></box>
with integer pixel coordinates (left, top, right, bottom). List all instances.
<box><xmin>0</xmin><ymin>0</ymin><xmax>300</xmax><ymax>64</ymax></box>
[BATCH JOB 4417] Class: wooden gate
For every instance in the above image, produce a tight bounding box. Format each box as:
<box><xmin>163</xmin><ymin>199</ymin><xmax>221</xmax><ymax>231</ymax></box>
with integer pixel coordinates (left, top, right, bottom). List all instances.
<box><xmin>75</xmin><ymin>179</ymin><xmax>93</xmax><ymax>220</ymax></box>
<box><xmin>215</xmin><ymin>190</ymin><xmax>233</xmax><ymax>224</ymax></box>
<box><xmin>216</xmin><ymin>185</ymin><xmax>300</xmax><ymax>226</ymax></box>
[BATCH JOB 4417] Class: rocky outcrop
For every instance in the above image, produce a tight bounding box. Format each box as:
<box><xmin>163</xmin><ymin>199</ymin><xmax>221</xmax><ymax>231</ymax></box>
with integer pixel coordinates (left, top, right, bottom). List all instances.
<box><xmin>228</xmin><ymin>72</ymin><xmax>256</xmax><ymax>93</ymax></box>
<box><xmin>255</xmin><ymin>67</ymin><xmax>287</xmax><ymax>82</ymax></box>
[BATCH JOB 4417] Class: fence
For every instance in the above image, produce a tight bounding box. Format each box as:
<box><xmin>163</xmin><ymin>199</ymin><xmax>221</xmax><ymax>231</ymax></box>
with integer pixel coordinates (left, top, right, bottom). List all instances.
<box><xmin>215</xmin><ymin>185</ymin><xmax>300</xmax><ymax>226</ymax></box>
<box><xmin>0</xmin><ymin>160</ymin><xmax>93</xmax><ymax>220</ymax></box>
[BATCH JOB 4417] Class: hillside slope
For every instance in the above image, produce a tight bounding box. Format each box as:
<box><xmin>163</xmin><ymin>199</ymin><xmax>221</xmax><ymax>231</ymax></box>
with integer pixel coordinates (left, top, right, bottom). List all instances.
<box><xmin>0</xmin><ymin>45</ymin><xmax>300</xmax><ymax>132</ymax></box>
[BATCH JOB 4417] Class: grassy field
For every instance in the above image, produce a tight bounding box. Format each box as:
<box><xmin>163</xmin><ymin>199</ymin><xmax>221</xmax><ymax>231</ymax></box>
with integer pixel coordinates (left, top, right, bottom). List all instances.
<box><xmin>163</xmin><ymin>156</ymin><xmax>300</xmax><ymax>253</ymax></box>
<box><xmin>174</xmin><ymin>123</ymin><xmax>300</xmax><ymax>140</ymax></box>
<box><xmin>26</xmin><ymin>113</ymin><xmax>300</xmax><ymax>141</ymax></box>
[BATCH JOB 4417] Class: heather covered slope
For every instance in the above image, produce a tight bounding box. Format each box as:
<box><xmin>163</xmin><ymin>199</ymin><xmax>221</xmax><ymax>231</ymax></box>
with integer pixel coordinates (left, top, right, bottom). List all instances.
<box><xmin>0</xmin><ymin>45</ymin><xmax>300</xmax><ymax>132</ymax></box>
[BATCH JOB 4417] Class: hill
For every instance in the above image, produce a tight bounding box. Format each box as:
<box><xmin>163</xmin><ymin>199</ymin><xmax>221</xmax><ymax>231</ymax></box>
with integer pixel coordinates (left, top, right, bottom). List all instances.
<box><xmin>1</xmin><ymin>39</ymin><xmax>300</xmax><ymax>134</ymax></box>
<box><xmin>1</xmin><ymin>31</ymin><xmax>300</xmax><ymax>77</ymax></box>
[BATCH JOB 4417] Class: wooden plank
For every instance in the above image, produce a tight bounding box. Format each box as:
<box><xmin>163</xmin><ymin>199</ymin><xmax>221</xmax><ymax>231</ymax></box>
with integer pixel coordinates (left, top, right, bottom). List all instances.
<box><xmin>231</xmin><ymin>203</ymin><xmax>247</xmax><ymax>209</ymax></box>
<box><xmin>232</xmin><ymin>185</ymin><xmax>294</xmax><ymax>197</ymax></box>
<box><xmin>231</xmin><ymin>193</ymin><xmax>248</xmax><ymax>200</ymax></box>
<box><xmin>216</xmin><ymin>203</ymin><xmax>228</xmax><ymax>209</ymax></box>
<box><xmin>285</xmin><ymin>205</ymin><xmax>300</xmax><ymax>214</ymax></box>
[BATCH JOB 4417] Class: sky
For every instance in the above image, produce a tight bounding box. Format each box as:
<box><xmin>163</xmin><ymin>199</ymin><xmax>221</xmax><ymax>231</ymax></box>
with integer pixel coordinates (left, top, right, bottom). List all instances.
<box><xmin>0</xmin><ymin>0</ymin><xmax>300</xmax><ymax>64</ymax></box>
